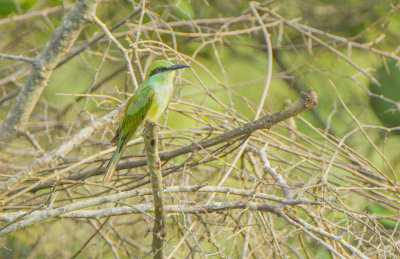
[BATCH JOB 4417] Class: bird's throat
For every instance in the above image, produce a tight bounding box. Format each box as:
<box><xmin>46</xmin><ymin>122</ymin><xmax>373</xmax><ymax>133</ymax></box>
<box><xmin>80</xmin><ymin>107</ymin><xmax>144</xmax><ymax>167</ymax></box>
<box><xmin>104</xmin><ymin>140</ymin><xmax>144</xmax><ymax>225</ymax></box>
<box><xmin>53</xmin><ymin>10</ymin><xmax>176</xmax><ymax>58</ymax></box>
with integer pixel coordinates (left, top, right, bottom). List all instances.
<box><xmin>147</xmin><ymin>78</ymin><xmax>174</xmax><ymax>121</ymax></box>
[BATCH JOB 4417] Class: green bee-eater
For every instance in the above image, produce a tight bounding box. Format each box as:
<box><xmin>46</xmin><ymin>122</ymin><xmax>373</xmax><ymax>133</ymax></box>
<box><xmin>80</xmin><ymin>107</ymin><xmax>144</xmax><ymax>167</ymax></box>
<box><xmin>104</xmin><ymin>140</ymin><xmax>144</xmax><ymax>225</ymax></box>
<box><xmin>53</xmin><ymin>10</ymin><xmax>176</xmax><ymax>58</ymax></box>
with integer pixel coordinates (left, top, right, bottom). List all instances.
<box><xmin>103</xmin><ymin>60</ymin><xmax>190</xmax><ymax>184</ymax></box>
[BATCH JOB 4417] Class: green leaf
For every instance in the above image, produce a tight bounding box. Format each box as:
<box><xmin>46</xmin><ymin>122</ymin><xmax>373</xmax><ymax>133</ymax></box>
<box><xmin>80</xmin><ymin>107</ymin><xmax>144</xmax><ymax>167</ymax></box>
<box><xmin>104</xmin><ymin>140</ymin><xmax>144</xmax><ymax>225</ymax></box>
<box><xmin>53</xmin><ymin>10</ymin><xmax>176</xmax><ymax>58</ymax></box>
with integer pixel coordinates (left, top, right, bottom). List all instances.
<box><xmin>369</xmin><ymin>60</ymin><xmax>400</xmax><ymax>129</ymax></box>
<box><xmin>174</xmin><ymin>0</ymin><xmax>195</xmax><ymax>19</ymax></box>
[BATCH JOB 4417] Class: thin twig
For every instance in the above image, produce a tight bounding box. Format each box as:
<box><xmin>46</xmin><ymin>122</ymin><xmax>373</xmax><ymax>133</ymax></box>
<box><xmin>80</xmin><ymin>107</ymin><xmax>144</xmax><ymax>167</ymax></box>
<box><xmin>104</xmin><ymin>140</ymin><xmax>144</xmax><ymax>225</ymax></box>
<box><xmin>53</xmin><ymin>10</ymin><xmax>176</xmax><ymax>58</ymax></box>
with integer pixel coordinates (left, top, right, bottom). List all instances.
<box><xmin>0</xmin><ymin>102</ymin><xmax>126</xmax><ymax>199</ymax></box>
<box><xmin>0</xmin><ymin>54</ymin><xmax>36</xmax><ymax>63</ymax></box>
<box><xmin>93</xmin><ymin>16</ymin><xmax>138</xmax><ymax>90</ymax></box>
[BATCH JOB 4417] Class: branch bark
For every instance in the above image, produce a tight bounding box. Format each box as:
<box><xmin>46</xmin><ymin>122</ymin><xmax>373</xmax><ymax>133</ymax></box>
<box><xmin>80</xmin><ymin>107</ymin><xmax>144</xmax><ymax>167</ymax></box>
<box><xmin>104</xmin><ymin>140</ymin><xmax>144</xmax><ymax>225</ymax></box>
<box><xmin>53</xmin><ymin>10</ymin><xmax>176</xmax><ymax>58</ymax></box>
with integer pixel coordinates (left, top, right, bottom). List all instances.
<box><xmin>0</xmin><ymin>185</ymin><xmax>319</xmax><ymax>235</ymax></box>
<box><xmin>144</xmin><ymin>120</ymin><xmax>166</xmax><ymax>259</ymax></box>
<box><xmin>0</xmin><ymin>0</ymin><xmax>100</xmax><ymax>151</ymax></box>
<box><xmin>5</xmin><ymin>88</ymin><xmax>318</xmax><ymax>195</ymax></box>
<box><xmin>0</xmin><ymin>200</ymin><xmax>283</xmax><ymax>236</ymax></box>
<box><xmin>0</xmin><ymin>102</ymin><xmax>126</xmax><ymax>199</ymax></box>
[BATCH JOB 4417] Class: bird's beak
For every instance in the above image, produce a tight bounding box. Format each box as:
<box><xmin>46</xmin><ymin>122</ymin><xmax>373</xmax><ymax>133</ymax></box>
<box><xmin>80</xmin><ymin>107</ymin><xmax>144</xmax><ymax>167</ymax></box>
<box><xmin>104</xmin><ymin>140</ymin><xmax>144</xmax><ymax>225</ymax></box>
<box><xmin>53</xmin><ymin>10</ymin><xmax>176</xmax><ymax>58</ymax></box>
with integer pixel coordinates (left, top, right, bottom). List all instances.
<box><xmin>169</xmin><ymin>64</ymin><xmax>190</xmax><ymax>71</ymax></box>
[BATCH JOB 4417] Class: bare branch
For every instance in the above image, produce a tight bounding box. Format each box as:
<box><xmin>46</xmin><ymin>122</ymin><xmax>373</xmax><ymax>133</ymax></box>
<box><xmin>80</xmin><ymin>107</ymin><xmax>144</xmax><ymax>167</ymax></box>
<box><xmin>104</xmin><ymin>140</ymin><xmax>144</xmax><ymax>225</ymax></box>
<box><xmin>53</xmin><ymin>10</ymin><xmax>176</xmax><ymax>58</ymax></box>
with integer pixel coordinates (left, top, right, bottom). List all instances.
<box><xmin>261</xmin><ymin>6</ymin><xmax>381</xmax><ymax>86</ymax></box>
<box><xmin>0</xmin><ymin>0</ymin><xmax>100</xmax><ymax>151</ymax></box>
<box><xmin>0</xmin><ymin>102</ymin><xmax>126</xmax><ymax>199</ymax></box>
<box><xmin>0</xmin><ymin>53</ymin><xmax>36</xmax><ymax>63</ymax></box>
<box><xmin>0</xmin><ymin>5</ymin><xmax>73</xmax><ymax>26</ymax></box>
<box><xmin>1</xmin><ymin>2</ymin><xmax>398</xmax><ymax>257</ymax></box>
<box><xmin>93</xmin><ymin>16</ymin><xmax>138</xmax><ymax>90</ymax></box>
<box><xmin>9</xmin><ymin>88</ymin><xmax>317</xmax><ymax>193</ymax></box>
<box><xmin>144</xmin><ymin>120</ymin><xmax>166</xmax><ymax>258</ymax></box>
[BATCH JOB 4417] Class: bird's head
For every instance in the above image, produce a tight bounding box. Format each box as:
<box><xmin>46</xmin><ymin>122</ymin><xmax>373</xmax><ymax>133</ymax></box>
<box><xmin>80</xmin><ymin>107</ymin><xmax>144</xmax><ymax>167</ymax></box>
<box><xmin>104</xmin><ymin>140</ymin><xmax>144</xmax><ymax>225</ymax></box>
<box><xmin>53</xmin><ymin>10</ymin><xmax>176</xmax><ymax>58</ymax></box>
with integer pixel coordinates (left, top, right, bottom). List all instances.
<box><xmin>146</xmin><ymin>60</ymin><xmax>190</xmax><ymax>80</ymax></box>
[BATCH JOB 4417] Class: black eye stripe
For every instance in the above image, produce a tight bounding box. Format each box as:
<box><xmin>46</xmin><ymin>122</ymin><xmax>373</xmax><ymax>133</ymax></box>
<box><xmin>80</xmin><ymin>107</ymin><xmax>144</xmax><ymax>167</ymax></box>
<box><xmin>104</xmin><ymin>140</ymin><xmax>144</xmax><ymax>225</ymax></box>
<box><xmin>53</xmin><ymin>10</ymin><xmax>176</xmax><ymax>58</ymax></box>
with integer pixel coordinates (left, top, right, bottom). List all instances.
<box><xmin>149</xmin><ymin>67</ymin><xmax>168</xmax><ymax>77</ymax></box>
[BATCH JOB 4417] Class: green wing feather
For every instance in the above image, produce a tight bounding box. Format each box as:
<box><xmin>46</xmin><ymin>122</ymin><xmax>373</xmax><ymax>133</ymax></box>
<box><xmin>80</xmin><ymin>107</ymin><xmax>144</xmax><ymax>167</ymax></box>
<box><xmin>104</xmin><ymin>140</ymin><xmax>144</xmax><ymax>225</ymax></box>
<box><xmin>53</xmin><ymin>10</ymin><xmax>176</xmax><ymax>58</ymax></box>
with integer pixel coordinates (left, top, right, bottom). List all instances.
<box><xmin>103</xmin><ymin>84</ymin><xmax>155</xmax><ymax>184</ymax></box>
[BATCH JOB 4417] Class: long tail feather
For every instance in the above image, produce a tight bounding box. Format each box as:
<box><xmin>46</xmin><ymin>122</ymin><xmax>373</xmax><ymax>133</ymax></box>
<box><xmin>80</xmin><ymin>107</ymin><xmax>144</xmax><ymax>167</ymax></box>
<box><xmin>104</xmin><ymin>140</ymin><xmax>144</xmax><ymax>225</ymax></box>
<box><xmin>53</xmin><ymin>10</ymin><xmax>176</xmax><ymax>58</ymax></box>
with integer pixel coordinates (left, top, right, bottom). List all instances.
<box><xmin>103</xmin><ymin>141</ymin><xmax>124</xmax><ymax>184</ymax></box>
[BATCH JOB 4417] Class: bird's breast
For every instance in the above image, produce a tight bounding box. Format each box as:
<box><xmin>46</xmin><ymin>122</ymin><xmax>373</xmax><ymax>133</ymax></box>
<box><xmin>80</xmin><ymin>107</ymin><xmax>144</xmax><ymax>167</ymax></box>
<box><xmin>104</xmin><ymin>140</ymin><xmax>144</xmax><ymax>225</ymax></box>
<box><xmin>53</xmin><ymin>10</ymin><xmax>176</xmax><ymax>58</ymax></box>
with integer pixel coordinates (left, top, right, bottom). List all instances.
<box><xmin>147</xmin><ymin>81</ymin><xmax>174</xmax><ymax>121</ymax></box>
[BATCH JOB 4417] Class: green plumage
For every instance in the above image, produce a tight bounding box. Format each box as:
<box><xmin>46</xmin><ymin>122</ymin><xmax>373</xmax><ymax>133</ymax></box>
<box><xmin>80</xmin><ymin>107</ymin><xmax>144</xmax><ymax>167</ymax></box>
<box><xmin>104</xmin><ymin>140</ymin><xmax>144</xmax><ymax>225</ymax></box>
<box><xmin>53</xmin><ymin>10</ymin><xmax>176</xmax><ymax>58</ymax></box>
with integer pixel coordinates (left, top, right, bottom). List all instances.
<box><xmin>103</xmin><ymin>60</ymin><xmax>189</xmax><ymax>184</ymax></box>
<box><xmin>104</xmin><ymin>86</ymin><xmax>154</xmax><ymax>184</ymax></box>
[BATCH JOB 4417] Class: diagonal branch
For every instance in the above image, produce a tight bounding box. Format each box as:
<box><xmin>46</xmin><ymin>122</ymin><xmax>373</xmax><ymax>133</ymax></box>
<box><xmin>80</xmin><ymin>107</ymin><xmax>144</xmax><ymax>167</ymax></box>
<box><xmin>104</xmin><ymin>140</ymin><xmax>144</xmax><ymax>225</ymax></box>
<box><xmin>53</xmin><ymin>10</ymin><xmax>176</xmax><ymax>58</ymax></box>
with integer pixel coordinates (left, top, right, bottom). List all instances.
<box><xmin>6</xmin><ymin>88</ymin><xmax>318</xmax><ymax>195</ymax></box>
<box><xmin>0</xmin><ymin>102</ymin><xmax>126</xmax><ymax>199</ymax></box>
<box><xmin>0</xmin><ymin>0</ymin><xmax>101</xmax><ymax>151</ymax></box>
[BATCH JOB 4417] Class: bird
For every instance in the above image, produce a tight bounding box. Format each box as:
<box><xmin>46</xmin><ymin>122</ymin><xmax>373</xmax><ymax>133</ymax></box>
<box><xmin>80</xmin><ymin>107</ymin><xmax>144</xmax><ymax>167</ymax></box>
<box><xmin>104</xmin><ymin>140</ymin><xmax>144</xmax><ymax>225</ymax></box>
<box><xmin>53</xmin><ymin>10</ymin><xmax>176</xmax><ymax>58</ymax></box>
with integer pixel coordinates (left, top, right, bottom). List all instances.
<box><xmin>103</xmin><ymin>60</ymin><xmax>190</xmax><ymax>184</ymax></box>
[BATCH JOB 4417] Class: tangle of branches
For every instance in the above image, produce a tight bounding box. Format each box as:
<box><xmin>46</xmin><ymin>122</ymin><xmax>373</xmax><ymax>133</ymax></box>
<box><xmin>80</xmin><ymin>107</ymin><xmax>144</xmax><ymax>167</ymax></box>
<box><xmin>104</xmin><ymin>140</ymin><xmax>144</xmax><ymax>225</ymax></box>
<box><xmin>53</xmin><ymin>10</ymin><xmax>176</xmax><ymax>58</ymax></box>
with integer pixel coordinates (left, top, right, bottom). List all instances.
<box><xmin>0</xmin><ymin>1</ymin><xmax>399</xmax><ymax>258</ymax></box>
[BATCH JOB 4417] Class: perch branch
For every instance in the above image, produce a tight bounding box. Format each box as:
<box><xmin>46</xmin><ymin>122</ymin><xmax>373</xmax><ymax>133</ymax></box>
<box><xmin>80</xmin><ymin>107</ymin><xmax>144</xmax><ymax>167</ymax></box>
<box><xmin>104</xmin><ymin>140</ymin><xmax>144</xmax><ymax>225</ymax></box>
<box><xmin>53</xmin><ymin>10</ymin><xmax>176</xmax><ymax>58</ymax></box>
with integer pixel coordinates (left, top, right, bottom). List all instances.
<box><xmin>6</xmin><ymin>89</ymin><xmax>318</xmax><ymax>195</ymax></box>
<box><xmin>144</xmin><ymin>120</ymin><xmax>166</xmax><ymax>259</ymax></box>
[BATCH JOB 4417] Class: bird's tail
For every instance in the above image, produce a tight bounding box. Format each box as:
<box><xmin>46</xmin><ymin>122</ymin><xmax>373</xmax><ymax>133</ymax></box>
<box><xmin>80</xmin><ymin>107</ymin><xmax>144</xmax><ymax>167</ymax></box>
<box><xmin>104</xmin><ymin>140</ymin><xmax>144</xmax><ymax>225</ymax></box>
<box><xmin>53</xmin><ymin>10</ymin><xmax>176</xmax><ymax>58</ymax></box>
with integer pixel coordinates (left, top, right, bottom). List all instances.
<box><xmin>103</xmin><ymin>140</ymin><xmax>124</xmax><ymax>184</ymax></box>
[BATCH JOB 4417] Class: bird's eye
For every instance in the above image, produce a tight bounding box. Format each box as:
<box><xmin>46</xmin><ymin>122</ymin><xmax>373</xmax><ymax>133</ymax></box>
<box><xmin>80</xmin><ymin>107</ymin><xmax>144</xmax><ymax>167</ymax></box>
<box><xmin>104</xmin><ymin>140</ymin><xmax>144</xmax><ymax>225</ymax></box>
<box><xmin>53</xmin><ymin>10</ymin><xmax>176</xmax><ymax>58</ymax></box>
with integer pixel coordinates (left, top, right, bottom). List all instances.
<box><xmin>150</xmin><ymin>67</ymin><xmax>166</xmax><ymax>77</ymax></box>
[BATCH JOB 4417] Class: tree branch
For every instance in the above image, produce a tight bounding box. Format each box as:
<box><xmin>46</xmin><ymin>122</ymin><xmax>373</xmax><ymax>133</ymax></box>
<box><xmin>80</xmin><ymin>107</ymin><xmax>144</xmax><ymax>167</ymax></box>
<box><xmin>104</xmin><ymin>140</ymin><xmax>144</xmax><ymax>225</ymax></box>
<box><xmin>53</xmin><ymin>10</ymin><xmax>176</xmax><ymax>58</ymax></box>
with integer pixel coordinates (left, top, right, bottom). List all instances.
<box><xmin>0</xmin><ymin>0</ymin><xmax>100</xmax><ymax>151</ymax></box>
<box><xmin>5</xmin><ymin>88</ymin><xmax>318</xmax><ymax>195</ymax></box>
<box><xmin>60</xmin><ymin>201</ymin><xmax>282</xmax><ymax>218</ymax></box>
<box><xmin>0</xmin><ymin>200</ymin><xmax>283</xmax><ymax>236</ymax></box>
<box><xmin>0</xmin><ymin>185</ymin><xmax>319</xmax><ymax>232</ymax></box>
<box><xmin>103</xmin><ymin>88</ymin><xmax>318</xmax><ymax>176</ymax></box>
<box><xmin>0</xmin><ymin>102</ymin><xmax>126</xmax><ymax>199</ymax></box>
<box><xmin>144</xmin><ymin>120</ymin><xmax>166</xmax><ymax>259</ymax></box>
